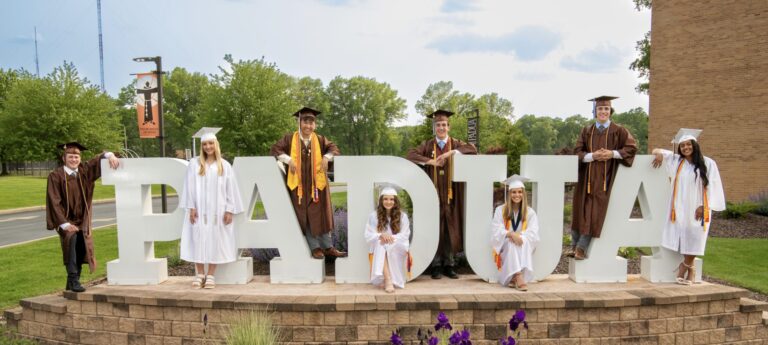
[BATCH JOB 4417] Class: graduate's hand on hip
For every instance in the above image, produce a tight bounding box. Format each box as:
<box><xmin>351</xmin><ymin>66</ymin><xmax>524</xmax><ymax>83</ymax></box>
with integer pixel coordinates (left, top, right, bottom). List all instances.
<box><xmin>695</xmin><ymin>206</ymin><xmax>704</xmax><ymax>221</ymax></box>
<box><xmin>189</xmin><ymin>209</ymin><xmax>198</xmax><ymax>224</ymax></box>
<box><xmin>321</xmin><ymin>157</ymin><xmax>329</xmax><ymax>172</ymax></box>
<box><xmin>288</xmin><ymin>160</ymin><xmax>297</xmax><ymax>174</ymax></box>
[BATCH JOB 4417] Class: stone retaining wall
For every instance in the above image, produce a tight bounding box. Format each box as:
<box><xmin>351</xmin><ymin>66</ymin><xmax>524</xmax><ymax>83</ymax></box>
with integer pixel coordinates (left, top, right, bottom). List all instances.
<box><xmin>5</xmin><ymin>284</ymin><xmax>768</xmax><ymax>345</ymax></box>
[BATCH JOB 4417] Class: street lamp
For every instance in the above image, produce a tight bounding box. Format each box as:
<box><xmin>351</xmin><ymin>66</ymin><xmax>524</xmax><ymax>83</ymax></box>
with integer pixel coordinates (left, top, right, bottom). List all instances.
<box><xmin>133</xmin><ymin>56</ymin><xmax>168</xmax><ymax>213</ymax></box>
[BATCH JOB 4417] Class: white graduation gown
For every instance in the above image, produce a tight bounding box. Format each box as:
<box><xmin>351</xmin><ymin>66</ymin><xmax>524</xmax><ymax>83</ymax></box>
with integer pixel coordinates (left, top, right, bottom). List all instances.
<box><xmin>658</xmin><ymin>150</ymin><xmax>725</xmax><ymax>256</ymax></box>
<box><xmin>180</xmin><ymin>158</ymin><xmax>244</xmax><ymax>264</ymax></box>
<box><xmin>490</xmin><ymin>206</ymin><xmax>540</xmax><ymax>286</ymax></box>
<box><xmin>364</xmin><ymin>211</ymin><xmax>411</xmax><ymax>289</ymax></box>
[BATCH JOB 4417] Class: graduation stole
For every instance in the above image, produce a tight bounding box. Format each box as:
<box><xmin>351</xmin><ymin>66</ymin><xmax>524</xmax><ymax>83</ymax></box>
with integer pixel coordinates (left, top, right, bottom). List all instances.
<box><xmin>670</xmin><ymin>159</ymin><xmax>710</xmax><ymax>231</ymax></box>
<box><xmin>586</xmin><ymin>124</ymin><xmax>609</xmax><ymax>194</ymax></box>
<box><xmin>432</xmin><ymin>138</ymin><xmax>453</xmax><ymax>204</ymax></box>
<box><xmin>492</xmin><ymin>209</ymin><xmax>528</xmax><ymax>271</ymax></box>
<box><xmin>64</xmin><ymin>170</ymin><xmax>92</xmax><ymax>238</ymax></box>
<box><xmin>287</xmin><ymin>131</ymin><xmax>327</xmax><ymax>205</ymax></box>
<box><xmin>368</xmin><ymin>250</ymin><xmax>413</xmax><ymax>279</ymax></box>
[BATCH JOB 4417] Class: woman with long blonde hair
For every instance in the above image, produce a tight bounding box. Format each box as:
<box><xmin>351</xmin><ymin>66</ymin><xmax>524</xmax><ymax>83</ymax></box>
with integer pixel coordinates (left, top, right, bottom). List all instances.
<box><xmin>490</xmin><ymin>175</ymin><xmax>540</xmax><ymax>291</ymax></box>
<box><xmin>179</xmin><ymin>132</ymin><xmax>244</xmax><ymax>289</ymax></box>
<box><xmin>364</xmin><ymin>186</ymin><xmax>411</xmax><ymax>293</ymax></box>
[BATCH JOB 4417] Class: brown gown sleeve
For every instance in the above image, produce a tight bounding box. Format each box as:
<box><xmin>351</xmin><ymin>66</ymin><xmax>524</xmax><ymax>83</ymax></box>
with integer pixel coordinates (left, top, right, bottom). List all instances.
<box><xmin>574</xmin><ymin>126</ymin><xmax>591</xmax><ymax>162</ymax></box>
<box><xmin>270</xmin><ymin>133</ymin><xmax>293</xmax><ymax>157</ymax></box>
<box><xmin>322</xmin><ymin>136</ymin><xmax>341</xmax><ymax>156</ymax></box>
<box><xmin>84</xmin><ymin>153</ymin><xmax>105</xmax><ymax>183</ymax></box>
<box><xmin>45</xmin><ymin>172</ymin><xmax>67</xmax><ymax>231</ymax></box>
<box><xmin>406</xmin><ymin>141</ymin><xmax>433</xmax><ymax>165</ymax></box>
<box><xmin>615</xmin><ymin>126</ymin><xmax>638</xmax><ymax>167</ymax></box>
<box><xmin>453</xmin><ymin>139</ymin><xmax>478</xmax><ymax>155</ymax></box>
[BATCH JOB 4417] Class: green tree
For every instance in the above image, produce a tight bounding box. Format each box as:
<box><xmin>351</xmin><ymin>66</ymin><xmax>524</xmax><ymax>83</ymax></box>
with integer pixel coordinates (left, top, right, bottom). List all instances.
<box><xmin>411</xmin><ymin>81</ymin><xmax>476</xmax><ymax>147</ymax></box>
<box><xmin>322</xmin><ymin>76</ymin><xmax>407</xmax><ymax>155</ymax></box>
<box><xmin>199</xmin><ymin>55</ymin><xmax>297</xmax><ymax>158</ymax></box>
<box><xmin>163</xmin><ymin>67</ymin><xmax>212</xmax><ymax>156</ymax></box>
<box><xmin>553</xmin><ymin>114</ymin><xmax>590</xmax><ymax>151</ymax></box>
<box><xmin>0</xmin><ymin>62</ymin><xmax>121</xmax><ymax>162</ymax></box>
<box><xmin>630</xmin><ymin>0</ymin><xmax>652</xmax><ymax>94</ymax></box>
<box><xmin>527</xmin><ymin>118</ymin><xmax>558</xmax><ymax>154</ymax></box>
<box><xmin>612</xmin><ymin>107</ymin><xmax>649</xmax><ymax>153</ymax></box>
<box><xmin>0</xmin><ymin>68</ymin><xmax>23</xmax><ymax>174</ymax></box>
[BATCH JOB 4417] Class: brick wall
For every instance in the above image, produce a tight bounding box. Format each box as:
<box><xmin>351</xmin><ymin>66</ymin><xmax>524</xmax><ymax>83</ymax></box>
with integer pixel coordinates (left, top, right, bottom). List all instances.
<box><xmin>649</xmin><ymin>0</ymin><xmax>768</xmax><ymax>201</ymax></box>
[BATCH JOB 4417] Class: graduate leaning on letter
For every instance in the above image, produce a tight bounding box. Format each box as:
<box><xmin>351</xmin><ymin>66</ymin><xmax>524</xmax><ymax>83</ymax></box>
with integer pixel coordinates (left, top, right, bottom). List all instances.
<box><xmin>490</xmin><ymin>175</ymin><xmax>540</xmax><ymax>291</ymax></box>
<box><xmin>364</xmin><ymin>186</ymin><xmax>411</xmax><ymax>293</ymax></box>
<box><xmin>46</xmin><ymin>142</ymin><xmax>120</xmax><ymax>293</ymax></box>
<box><xmin>651</xmin><ymin>128</ymin><xmax>725</xmax><ymax>286</ymax></box>
<box><xmin>179</xmin><ymin>132</ymin><xmax>244</xmax><ymax>289</ymax></box>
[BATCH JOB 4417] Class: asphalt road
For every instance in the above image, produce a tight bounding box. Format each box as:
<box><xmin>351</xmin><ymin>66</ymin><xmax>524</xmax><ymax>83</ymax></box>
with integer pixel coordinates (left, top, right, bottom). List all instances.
<box><xmin>0</xmin><ymin>196</ymin><xmax>179</xmax><ymax>247</ymax></box>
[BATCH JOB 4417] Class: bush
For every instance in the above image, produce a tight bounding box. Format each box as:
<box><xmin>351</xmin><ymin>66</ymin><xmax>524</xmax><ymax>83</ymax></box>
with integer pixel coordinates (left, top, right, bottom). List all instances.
<box><xmin>563</xmin><ymin>203</ymin><xmax>573</xmax><ymax>224</ymax></box>
<box><xmin>748</xmin><ymin>191</ymin><xmax>768</xmax><ymax>217</ymax></box>
<box><xmin>752</xmin><ymin>201</ymin><xmax>768</xmax><ymax>217</ymax></box>
<box><xmin>723</xmin><ymin>201</ymin><xmax>757</xmax><ymax>219</ymax></box>
<box><xmin>224</xmin><ymin>310</ymin><xmax>283</xmax><ymax>345</ymax></box>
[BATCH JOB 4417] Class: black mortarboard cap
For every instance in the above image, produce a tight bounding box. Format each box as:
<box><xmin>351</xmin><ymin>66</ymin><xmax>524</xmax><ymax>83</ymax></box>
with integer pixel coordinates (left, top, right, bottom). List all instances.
<box><xmin>58</xmin><ymin>142</ymin><xmax>88</xmax><ymax>152</ymax></box>
<box><xmin>293</xmin><ymin>107</ymin><xmax>322</xmax><ymax>118</ymax></box>
<box><xmin>426</xmin><ymin>109</ymin><xmax>455</xmax><ymax>119</ymax></box>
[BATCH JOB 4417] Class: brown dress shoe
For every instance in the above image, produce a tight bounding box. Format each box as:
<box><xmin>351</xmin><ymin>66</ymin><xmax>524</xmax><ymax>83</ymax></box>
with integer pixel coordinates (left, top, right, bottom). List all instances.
<box><xmin>574</xmin><ymin>247</ymin><xmax>586</xmax><ymax>260</ymax></box>
<box><xmin>311</xmin><ymin>248</ymin><xmax>325</xmax><ymax>259</ymax></box>
<box><xmin>324</xmin><ymin>247</ymin><xmax>347</xmax><ymax>257</ymax></box>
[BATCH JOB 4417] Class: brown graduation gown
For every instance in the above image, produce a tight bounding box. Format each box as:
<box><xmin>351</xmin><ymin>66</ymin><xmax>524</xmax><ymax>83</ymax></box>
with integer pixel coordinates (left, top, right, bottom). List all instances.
<box><xmin>407</xmin><ymin>137</ymin><xmax>478</xmax><ymax>253</ymax></box>
<box><xmin>271</xmin><ymin>133</ymin><xmax>341</xmax><ymax>237</ymax></box>
<box><xmin>571</xmin><ymin>122</ymin><xmax>638</xmax><ymax>238</ymax></box>
<box><xmin>45</xmin><ymin>154</ymin><xmax>105</xmax><ymax>273</ymax></box>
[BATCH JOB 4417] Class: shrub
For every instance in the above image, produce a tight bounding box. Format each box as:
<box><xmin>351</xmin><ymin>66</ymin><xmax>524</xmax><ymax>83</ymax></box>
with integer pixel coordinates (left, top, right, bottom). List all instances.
<box><xmin>748</xmin><ymin>191</ymin><xmax>768</xmax><ymax>217</ymax></box>
<box><xmin>223</xmin><ymin>310</ymin><xmax>283</xmax><ymax>345</ymax></box>
<box><xmin>723</xmin><ymin>201</ymin><xmax>757</xmax><ymax>219</ymax></box>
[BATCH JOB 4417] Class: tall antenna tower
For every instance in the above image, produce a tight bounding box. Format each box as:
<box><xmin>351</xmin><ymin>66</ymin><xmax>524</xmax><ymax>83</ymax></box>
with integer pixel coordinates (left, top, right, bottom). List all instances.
<box><xmin>96</xmin><ymin>0</ymin><xmax>105</xmax><ymax>92</ymax></box>
<box><xmin>34</xmin><ymin>26</ymin><xmax>40</xmax><ymax>77</ymax></box>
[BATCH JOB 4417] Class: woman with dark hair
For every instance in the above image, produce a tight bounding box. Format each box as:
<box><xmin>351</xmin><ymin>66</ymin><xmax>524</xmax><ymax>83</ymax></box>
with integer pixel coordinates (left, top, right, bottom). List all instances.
<box><xmin>652</xmin><ymin>128</ymin><xmax>725</xmax><ymax>285</ymax></box>
<box><xmin>364</xmin><ymin>186</ymin><xmax>411</xmax><ymax>293</ymax></box>
<box><xmin>491</xmin><ymin>175</ymin><xmax>540</xmax><ymax>291</ymax></box>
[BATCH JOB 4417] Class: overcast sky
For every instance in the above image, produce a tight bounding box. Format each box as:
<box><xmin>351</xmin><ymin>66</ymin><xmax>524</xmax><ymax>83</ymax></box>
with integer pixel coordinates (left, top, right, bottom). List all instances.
<box><xmin>1</xmin><ymin>0</ymin><xmax>651</xmax><ymax>125</ymax></box>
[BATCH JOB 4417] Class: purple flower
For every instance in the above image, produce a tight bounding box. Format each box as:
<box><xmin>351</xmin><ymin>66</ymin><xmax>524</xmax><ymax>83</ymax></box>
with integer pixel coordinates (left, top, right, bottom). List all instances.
<box><xmin>435</xmin><ymin>312</ymin><xmax>453</xmax><ymax>331</ymax></box>
<box><xmin>449</xmin><ymin>329</ymin><xmax>471</xmax><ymax>345</ymax></box>
<box><xmin>390</xmin><ymin>331</ymin><xmax>403</xmax><ymax>345</ymax></box>
<box><xmin>509</xmin><ymin>309</ymin><xmax>526</xmax><ymax>331</ymax></box>
<box><xmin>429</xmin><ymin>336</ymin><xmax>439</xmax><ymax>345</ymax></box>
<box><xmin>499</xmin><ymin>336</ymin><xmax>516</xmax><ymax>345</ymax></box>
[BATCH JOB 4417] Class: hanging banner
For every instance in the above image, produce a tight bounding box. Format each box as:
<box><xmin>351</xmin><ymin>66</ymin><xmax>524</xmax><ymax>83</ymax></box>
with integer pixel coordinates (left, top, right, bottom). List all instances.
<box><xmin>467</xmin><ymin>116</ymin><xmax>479</xmax><ymax>146</ymax></box>
<box><xmin>135</xmin><ymin>72</ymin><xmax>159</xmax><ymax>138</ymax></box>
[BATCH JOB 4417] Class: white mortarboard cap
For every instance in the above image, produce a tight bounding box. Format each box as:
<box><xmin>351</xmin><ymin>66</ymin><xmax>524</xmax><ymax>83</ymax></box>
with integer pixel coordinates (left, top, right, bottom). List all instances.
<box><xmin>672</xmin><ymin>128</ymin><xmax>702</xmax><ymax>144</ymax></box>
<box><xmin>200</xmin><ymin>132</ymin><xmax>217</xmax><ymax>142</ymax></box>
<box><xmin>379</xmin><ymin>184</ymin><xmax>399</xmax><ymax>196</ymax></box>
<box><xmin>194</xmin><ymin>127</ymin><xmax>222</xmax><ymax>142</ymax></box>
<box><xmin>502</xmin><ymin>174</ymin><xmax>530</xmax><ymax>190</ymax></box>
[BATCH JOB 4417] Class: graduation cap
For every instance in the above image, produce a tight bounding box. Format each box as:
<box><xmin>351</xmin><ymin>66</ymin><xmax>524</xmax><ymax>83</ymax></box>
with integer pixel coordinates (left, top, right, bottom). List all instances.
<box><xmin>672</xmin><ymin>128</ymin><xmax>702</xmax><ymax>144</ymax></box>
<box><xmin>379</xmin><ymin>185</ymin><xmax>398</xmax><ymax>197</ymax></box>
<box><xmin>193</xmin><ymin>127</ymin><xmax>222</xmax><ymax>142</ymax></box>
<box><xmin>58</xmin><ymin>142</ymin><xmax>87</xmax><ymax>153</ymax></box>
<box><xmin>293</xmin><ymin>107</ymin><xmax>322</xmax><ymax>118</ymax></box>
<box><xmin>502</xmin><ymin>174</ymin><xmax>530</xmax><ymax>190</ymax></box>
<box><xmin>589</xmin><ymin>96</ymin><xmax>618</xmax><ymax>116</ymax></box>
<box><xmin>426</xmin><ymin>109</ymin><xmax>455</xmax><ymax>119</ymax></box>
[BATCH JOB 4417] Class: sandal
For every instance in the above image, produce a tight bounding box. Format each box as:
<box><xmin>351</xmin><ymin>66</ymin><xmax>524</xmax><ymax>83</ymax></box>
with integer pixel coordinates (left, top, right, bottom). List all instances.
<box><xmin>676</xmin><ymin>263</ymin><xmax>693</xmax><ymax>286</ymax></box>
<box><xmin>203</xmin><ymin>275</ymin><xmax>215</xmax><ymax>289</ymax></box>
<box><xmin>686</xmin><ymin>263</ymin><xmax>697</xmax><ymax>285</ymax></box>
<box><xmin>674</xmin><ymin>262</ymin><xmax>687</xmax><ymax>285</ymax></box>
<box><xmin>192</xmin><ymin>274</ymin><xmax>204</xmax><ymax>288</ymax></box>
<box><xmin>515</xmin><ymin>274</ymin><xmax>528</xmax><ymax>292</ymax></box>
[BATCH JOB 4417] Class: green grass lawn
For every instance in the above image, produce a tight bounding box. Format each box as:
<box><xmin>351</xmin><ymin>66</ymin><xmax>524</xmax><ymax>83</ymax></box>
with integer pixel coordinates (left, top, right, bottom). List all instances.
<box><xmin>0</xmin><ymin>226</ymin><xmax>179</xmax><ymax>309</ymax></box>
<box><xmin>0</xmin><ymin>176</ymin><xmax>174</xmax><ymax>211</ymax></box>
<box><xmin>703</xmin><ymin>237</ymin><xmax>768</xmax><ymax>294</ymax></box>
<box><xmin>251</xmin><ymin>191</ymin><xmax>347</xmax><ymax>219</ymax></box>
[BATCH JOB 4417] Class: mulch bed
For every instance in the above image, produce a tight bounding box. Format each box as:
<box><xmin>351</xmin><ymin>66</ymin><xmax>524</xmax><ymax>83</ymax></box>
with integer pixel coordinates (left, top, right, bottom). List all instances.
<box><xmin>709</xmin><ymin>212</ymin><xmax>768</xmax><ymax>238</ymax></box>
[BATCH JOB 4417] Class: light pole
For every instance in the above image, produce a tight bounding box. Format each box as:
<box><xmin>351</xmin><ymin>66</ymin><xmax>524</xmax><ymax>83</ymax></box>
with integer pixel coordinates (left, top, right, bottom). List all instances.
<box><xmin>133</xmin><ymin>56</ymin><xmax>167</xmax><ymax>213</ymax></box>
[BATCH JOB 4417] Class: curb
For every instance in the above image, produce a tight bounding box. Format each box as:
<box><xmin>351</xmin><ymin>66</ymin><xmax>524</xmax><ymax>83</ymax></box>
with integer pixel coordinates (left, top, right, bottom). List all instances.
<box><xmin>0</xmin><ymin>195</ymin><xmax>176</xmax><ymax>216</ymax></box>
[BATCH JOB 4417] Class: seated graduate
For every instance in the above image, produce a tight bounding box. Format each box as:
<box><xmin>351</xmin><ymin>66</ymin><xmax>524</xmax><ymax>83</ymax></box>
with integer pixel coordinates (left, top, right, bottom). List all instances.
<box><xmin>491</xmin><ymin>175</ymin><xmax>541</xmax><ymax>291</ymax></box>
<box><xmin>364</xmin><ymin>185</ymin><xmax>412</xmax><ymax>293</ymax></box>
<box><xmin>651</xmin><ymin>128</ymin><xmax>725</xmax><ymax>285</ymax></box>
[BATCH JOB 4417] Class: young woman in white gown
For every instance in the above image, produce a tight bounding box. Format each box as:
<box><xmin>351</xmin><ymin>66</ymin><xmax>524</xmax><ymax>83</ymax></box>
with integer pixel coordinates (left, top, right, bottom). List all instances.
<box><xmin>364</xmin><ymin>186</ymin><xmax>411</xmax><ymax>293</ymax></box>
<box><xmin>652</xmin><ymin>128</ymin><xmax>725</xmax><ymax>285</ymax></box>
<box><xmin>179</xmin><ymin>132</ymin><xmax>244</xmax><ymax>289</ymax></box>
<box><xmin>490</xmin><ymin>175</ymin><xmax>540</xmax><ymax>291</ymax></box>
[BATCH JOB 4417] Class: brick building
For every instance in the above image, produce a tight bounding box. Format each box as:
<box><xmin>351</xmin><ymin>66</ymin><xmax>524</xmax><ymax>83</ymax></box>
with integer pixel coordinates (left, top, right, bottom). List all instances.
<box><xmin>649</xmin><ymin>0</ymin><xmax>768</xmax><ymax>201</ymax></box>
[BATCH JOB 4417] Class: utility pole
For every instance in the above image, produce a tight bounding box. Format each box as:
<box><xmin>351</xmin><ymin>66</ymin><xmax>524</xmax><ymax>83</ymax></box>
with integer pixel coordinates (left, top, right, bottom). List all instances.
<box><xmin>34</xmin><ymin>26</ymin><xmax>40</xmax><ymax>77</ymax></box>
<box><xmin>96</xmin><ymin>0</ymin><xmax>106</xmax><ymax>92</ymax></box>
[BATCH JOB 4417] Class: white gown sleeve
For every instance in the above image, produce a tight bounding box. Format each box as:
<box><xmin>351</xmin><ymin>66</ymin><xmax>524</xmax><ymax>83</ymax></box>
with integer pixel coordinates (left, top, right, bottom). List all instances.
<box><xmin>364</xmin><ymin>212</ymin><xmax>380</xmax><ymax>248</ymax></box>
<box><xmin>490</xmin><ymin>206</ymin><xmax>507</xmax><ymax>254</ymax></box>
<box><xmin>522</xmin><ymin>207</ymin><xmax>541</xmax><ymax>247</ymax></box>
<box><xmin>392</xmin><ymin>212</ymin><xmax>411</xmax><ymax>254</ymax></box>
<box><xmin>224</xmin><ymin>162</ymin><xmax>244</xmax><ymax>214</ymax></box>
<box><xmin>658</xmin><ymin>149</ymin><xmax>678</xmax><ymax>177</ymax></box>
<box><xmin>179</xmin><ymin>159</ymin><xmax>197</xmax><ymax>210</ymax></box>
<box><xmin>705</xmin><ymin>157</ymin><xmax>726</xmax><ymax>211</ymax></box>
